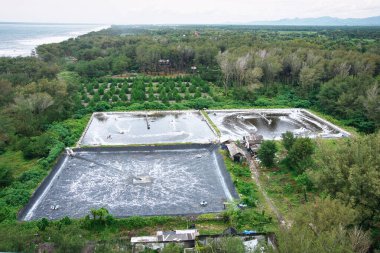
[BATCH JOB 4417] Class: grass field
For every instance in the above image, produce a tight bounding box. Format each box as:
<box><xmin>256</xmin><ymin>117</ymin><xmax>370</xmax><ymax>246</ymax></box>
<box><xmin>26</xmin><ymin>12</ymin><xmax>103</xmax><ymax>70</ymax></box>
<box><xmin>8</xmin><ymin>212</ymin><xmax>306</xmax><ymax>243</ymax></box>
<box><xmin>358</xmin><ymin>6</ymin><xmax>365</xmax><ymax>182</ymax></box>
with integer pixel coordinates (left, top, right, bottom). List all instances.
<box><xmin>0</xmin><ymin>151</ymin><xmax>38</xmax><ymax>177</ymax></box>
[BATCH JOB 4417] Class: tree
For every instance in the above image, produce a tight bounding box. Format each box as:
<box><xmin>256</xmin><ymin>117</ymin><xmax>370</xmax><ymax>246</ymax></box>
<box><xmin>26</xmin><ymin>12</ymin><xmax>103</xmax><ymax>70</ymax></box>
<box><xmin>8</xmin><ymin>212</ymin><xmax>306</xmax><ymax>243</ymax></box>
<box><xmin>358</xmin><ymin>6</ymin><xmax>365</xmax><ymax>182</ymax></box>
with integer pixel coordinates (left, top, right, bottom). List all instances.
<box><xmin>281</xmin><ymin>131</ymin><xmax>296</xmax><ymax>151</ymax></box>
<box><xmin>318</xmin><ymin>76</ymin><xmax>376</xmax><ymax>133</ymax></box>
<box><xmin>299</xmin><ymin>65</ymin><xmax>322</xmax><ymax>95</ymax></box>
<box><xmin>248</xmin><ymin>67</ymin><xmax>264</xmax><ymax>83</ymax></box>
<box><xmin>217</xmin><ymin>51</ymin><xmax>234</xmax><ymax>94</ymax></box>
<box><xmin>282</xmin><ymin>137</ymin><xmax>315</xmax><ymax>174</ymax></box>
<box><xmin>310</xmin><ymin>133</ymin><xmax>380</xmax><ymax>229</ymax></box>
<box><xmin>257</xmin><ymin>140</ymin><xmax>278</xmax><ymax>168</ymax></box>
<box><xmin>112</xmin><ymin>56</ymin><xmax>131</xmax><ymax>74</ymax></box>
<box><xmin>235</xmin><ymin>53</ymin><xmax>251</xmax><ymax>88</ymax></box>
<box><xmin>283</xmin><ymin>53</ymin><xmax>302</xmax><ymax>84</ymax></box>
<box><xmin>9</xmin><ymin>92</ymin><xmax>54</xmax><ymax>136</ymax></box>
<box><xmin>276</xmin><ymin>198</ymin><xmax>371</xmax><ymax>253</ymax></box>
<box><xmin>0</xmin><ymin>80</ymin><xmax>14</xmax><ymax>106</ymax></box>
<box><xmin>362</xmin><ymin>83</ymin><xmax>380</xmax><ymax>128</ymax></box>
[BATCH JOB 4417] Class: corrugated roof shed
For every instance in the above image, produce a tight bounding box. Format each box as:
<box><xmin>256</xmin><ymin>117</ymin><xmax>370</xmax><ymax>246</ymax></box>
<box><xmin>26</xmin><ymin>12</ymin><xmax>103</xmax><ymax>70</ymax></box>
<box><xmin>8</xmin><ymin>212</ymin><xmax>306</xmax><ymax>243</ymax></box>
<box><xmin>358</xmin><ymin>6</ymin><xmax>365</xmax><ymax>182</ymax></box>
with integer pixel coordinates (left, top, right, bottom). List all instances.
<box><xmin>157</xmin><ymin>229</ymin><xmax>199</xmax><ymax>242</ymax></box>
<box><xmin>226</xmin><ymin>143</ymin><xmax>245</xmax><ymax>160</ymax></box>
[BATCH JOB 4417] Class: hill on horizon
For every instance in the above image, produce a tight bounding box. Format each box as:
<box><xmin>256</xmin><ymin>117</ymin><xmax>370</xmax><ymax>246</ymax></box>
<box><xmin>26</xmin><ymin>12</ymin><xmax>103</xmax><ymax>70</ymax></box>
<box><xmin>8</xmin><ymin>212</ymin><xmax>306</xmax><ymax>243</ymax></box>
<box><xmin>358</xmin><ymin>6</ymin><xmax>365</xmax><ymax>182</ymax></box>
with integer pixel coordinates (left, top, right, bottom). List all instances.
<box><xmin>245</xmin><ymin>15</ymin><xmax>380</xmax><ymax>26</ymax></box>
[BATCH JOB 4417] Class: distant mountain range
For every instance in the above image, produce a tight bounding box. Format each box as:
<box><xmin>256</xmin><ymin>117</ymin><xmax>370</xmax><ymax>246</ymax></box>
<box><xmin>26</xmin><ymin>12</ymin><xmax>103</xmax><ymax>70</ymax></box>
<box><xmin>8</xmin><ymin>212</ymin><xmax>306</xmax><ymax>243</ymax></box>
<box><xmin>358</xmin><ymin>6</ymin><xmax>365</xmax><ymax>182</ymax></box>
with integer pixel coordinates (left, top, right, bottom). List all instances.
<box><xmin>246</xmin><ymin>16</ymin><xmax>380</xmax><ymax>26</ymax></box>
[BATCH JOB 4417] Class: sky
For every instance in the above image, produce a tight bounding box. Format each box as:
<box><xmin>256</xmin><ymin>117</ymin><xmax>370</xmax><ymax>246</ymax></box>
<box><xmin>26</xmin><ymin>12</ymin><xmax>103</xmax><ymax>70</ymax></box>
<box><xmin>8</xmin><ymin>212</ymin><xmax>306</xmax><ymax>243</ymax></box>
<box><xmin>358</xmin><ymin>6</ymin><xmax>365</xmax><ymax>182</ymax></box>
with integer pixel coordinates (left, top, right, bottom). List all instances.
<box><xmin>1</xmin><ymin>0</ymin><xmax>380</xmax><ymax>24</ymax></box>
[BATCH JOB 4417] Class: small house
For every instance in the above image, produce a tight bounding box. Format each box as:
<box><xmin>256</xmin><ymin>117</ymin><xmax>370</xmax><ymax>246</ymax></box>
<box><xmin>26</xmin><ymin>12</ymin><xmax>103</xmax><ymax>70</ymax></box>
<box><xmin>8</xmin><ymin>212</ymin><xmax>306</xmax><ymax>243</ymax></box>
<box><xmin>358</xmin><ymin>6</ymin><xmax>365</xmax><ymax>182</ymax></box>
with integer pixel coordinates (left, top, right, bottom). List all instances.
<box><xmin>226</xmin><ymin>143</ymin><xmax>245</xmax><ymax>162</ymax></box>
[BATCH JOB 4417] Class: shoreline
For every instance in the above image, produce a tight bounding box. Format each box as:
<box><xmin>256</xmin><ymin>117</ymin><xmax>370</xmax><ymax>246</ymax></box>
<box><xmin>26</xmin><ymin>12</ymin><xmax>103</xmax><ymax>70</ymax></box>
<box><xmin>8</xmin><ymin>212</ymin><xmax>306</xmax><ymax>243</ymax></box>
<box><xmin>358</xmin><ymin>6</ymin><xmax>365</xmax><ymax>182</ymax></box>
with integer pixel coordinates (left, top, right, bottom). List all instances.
<box><xmin>0</xmin><ymin>24</ymin><xmax>111</xmax><ymax>58</ymax></box>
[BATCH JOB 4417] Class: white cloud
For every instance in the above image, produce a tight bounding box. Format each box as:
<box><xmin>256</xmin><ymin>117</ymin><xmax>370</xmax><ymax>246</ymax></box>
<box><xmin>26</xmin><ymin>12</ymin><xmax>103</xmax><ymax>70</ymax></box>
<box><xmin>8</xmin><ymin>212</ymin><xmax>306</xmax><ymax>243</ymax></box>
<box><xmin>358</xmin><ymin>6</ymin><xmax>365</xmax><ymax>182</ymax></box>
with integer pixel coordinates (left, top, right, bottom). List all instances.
<box><xmin>0</xmin><ymin>0</ymin><xmax>379</xmax><ymax>24</ymax></box>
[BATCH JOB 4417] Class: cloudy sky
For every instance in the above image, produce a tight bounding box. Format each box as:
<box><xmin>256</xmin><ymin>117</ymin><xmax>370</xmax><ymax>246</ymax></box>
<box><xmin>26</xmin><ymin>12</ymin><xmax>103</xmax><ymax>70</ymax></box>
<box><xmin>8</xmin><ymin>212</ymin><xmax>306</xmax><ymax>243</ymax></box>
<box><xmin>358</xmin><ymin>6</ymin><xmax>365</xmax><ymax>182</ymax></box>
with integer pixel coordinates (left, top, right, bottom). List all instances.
<box><xmin>1</xmin><ymin>0</ymin><xmax>380</xmax><ymax>24</ymax></box>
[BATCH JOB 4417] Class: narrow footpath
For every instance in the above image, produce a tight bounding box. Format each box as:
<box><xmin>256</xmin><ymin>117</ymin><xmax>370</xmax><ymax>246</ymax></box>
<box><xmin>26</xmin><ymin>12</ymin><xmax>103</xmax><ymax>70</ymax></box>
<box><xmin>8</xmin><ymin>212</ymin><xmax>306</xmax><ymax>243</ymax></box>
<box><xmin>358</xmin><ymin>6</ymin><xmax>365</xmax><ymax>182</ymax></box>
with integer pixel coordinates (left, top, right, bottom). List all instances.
<box><xmin>243</xmin><ymin>151</ymin><xmax>287</xmax><ymax>227</ymax></box>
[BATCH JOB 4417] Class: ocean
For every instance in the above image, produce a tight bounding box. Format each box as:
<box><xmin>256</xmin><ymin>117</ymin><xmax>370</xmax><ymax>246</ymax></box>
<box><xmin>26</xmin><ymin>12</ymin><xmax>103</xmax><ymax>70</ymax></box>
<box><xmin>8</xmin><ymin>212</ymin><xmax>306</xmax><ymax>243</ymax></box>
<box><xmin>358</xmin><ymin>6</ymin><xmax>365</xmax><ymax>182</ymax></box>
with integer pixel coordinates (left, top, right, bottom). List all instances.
<box><xmin>0</xmin><ymin>23</ymin><xmax>110</xmax><ymax>57</ymax></box>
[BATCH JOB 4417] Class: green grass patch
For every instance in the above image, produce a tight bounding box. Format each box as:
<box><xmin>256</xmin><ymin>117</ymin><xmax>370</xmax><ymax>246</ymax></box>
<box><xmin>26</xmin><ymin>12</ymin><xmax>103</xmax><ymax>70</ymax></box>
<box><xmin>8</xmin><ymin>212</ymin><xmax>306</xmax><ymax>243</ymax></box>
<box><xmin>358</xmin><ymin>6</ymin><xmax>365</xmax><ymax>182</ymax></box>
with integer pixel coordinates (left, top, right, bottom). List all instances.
<box><xmin>0</xmin><ymin>151</ymin><xmax>38</xmax><ymax>177</ymax></box>
<box><xmin>200</xmin><ymin>110</ymin><xmax>221</xmax><ymax>137</ymax></box>
<box><xmin>221</xmin><ymin>150</ymin><xmax>276</xmax><ymax>230</ymax></box>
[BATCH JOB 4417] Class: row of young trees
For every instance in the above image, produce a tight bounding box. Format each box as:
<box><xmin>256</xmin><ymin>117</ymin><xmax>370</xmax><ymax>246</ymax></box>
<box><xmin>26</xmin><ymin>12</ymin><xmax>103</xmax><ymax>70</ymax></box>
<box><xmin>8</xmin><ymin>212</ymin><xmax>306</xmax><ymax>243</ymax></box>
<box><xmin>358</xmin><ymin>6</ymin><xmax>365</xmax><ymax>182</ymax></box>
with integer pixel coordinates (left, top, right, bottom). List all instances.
<box><xmin>80</xmin><ymin>77</ymin><xmax>210</xmax><ymax>105</ymax></box>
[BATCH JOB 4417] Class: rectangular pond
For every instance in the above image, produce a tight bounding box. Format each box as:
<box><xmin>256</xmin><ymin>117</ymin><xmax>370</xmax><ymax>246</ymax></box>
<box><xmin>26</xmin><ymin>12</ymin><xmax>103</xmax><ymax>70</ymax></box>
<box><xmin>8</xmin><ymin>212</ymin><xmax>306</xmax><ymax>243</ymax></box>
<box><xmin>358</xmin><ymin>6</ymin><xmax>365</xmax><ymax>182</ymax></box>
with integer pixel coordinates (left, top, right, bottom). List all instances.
<box><xmin>207</xmin><ymin>109</ymin><xmax>350</xmax><ymax>141</ymax></box>
<box><xmin>79</xmin><ymin>111</ymin><xmax>217</xmax><ymax>146</ymax></box>
<box><xmin>19</xmin><ymin>145</ymin><xmax>238</xmax><ymax>220</ymax></box>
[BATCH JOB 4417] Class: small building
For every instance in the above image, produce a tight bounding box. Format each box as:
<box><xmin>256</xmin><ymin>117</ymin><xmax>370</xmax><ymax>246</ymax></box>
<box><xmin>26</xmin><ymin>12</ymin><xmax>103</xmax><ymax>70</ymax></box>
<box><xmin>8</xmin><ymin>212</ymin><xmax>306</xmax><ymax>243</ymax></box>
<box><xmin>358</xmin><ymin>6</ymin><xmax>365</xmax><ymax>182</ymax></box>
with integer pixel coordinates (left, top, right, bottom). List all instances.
<box><xmin>226</xmin><ymin>143</ymin><xmax>245</xmax><ymax>162</ymax></box>
<box><xmin>243</xmin><ymin>134</ymin><xmax>263</xmax><ymax>153</ymax></box>
<box><xmin>157</xmin><ymin>229</ymin><xmax>199</xmax><ymax>246</ymax></box>
<box><xmin>131</xmin><ymin>229</ymin><xmax>199</xmax><ymax>253</ymax></box>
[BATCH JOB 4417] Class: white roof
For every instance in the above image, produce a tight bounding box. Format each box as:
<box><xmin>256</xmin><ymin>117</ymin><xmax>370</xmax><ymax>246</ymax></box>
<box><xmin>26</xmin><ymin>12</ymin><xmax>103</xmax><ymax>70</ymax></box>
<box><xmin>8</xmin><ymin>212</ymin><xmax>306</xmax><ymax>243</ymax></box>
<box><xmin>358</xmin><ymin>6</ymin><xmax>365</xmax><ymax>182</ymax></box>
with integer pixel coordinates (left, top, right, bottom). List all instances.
<box><xmin>130</xmin><ymin>236</ymin><xmax>157</xmax><ymax>243</ymax></box>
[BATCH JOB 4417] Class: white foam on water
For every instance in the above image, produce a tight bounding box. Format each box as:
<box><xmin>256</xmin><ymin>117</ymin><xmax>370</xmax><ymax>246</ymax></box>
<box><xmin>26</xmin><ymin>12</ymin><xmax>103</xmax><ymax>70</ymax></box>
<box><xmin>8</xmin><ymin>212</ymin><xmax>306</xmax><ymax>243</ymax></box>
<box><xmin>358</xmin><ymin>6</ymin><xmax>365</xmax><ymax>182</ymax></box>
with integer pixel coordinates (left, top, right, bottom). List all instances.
<box><xmin>81</xmin><ymin>111</ymin><xmax>217</xmax><ymax>146</ymax></box>
<box><xmin>25</xmin><ymin>148</ymin><xmax>233</xmax><ymax>219</ymax></box>
<box><xmin>23</xmin><ymin>156</ymin><xmax>69</xmax><ymax>221</ymax></box>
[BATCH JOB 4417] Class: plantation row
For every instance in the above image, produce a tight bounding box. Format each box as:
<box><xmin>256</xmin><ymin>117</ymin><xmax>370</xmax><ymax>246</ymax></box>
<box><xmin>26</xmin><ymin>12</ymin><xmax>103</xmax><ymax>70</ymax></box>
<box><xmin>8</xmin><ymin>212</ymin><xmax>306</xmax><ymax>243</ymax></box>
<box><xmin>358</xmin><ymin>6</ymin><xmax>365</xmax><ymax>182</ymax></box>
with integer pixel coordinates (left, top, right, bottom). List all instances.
<box><xmin>79</xmin><ymin>77</ymin><xmax>212</xmax><ymax>105</ymax></box>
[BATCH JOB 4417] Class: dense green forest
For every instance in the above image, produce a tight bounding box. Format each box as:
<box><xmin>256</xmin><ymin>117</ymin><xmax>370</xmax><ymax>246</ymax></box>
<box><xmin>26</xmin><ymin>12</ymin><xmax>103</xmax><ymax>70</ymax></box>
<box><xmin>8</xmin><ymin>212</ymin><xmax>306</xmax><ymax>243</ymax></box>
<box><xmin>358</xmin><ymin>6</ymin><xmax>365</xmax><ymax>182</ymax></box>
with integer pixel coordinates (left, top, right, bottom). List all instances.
<box><xmin>35</xmin><ymin>25</ymin><xmax>380</xmax><ymax>132</ymax></box>
<box><xmin>0</xmin><ymin>25</ymin><xmax>379</xmax><ymax>252</ymax></box>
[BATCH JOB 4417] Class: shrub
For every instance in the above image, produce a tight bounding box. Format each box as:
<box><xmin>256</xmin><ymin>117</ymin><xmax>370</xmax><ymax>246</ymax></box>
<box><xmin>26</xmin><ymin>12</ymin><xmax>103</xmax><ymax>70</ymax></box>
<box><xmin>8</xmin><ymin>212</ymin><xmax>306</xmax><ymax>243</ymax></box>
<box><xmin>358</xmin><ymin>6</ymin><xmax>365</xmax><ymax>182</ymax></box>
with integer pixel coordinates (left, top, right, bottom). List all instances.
<box><xmin>119</xmin><ymin>93</ymin><xmax>127</xmax><ymax>101</ymax></box>
<box><xmin>143</xmin><ymin>101</ymin><xmax>167</xmax><ymax>110</ymax></box>
<box><xmin>231</xmin><ymin>165</ymin><xmax>251</xmax><ymax>178</ymax></box>
<box><xmin>93</xmin><ymin>93</ymin><xmax>100</xmax><ymax>102</ymax></box>
<box><xmin>0</xmin><ymin>166</ymin><xmax>14</xmax><ymax>188</ymax></box>
<box><xmin>199</xmin><ymin>237</ymin><xmax>245</xmax><ymax>253</ymax></box>
<box><xmin>0</xmin><ymin>201</ymin><xmax>13</xmax><ymax>222</ymax></box>
<box><xmin>94</xmin><ymin>101</ymin><xmax>111</xmax><ymax>111</ymax></box>
<box><xmin>184</xmin><ymin>91</ymin><xmax>191</xmax><ymax>100</ymax></box>
<box><xmin>22</xmin><ymin>133</ymin><xmax>56</xmax><ymax>159</ymax></box>
<box><xmin>18</xmin><ymin>168</ymin><xmax>46</xmax><ymax>184</ymax></box>
<box><xmin>3</xmin><ymin>188</ymin><xmax>30</xmax><ymax>206</ymax></box>
<box><xmin>189</xmin><ymin>84</ymin><xmax>196</xmax><ymax>93</ymax></box>
<box><xmin>37</xmin><ymin>218</ymin><xmax>50</xmax><ymax>231</ymax></box>
<box><xmin>194</xmin><ymin>89</ymin><xmax>202</xmax><ymax>98</ymax></box>
<box><xmin>44</xmin><ymin>142</ymin><xmax>64</xmax><ymax>164</ymax></box>
<box><xmin>59</xmin><ymin>216</ymin><xmax>72</xmax><ymax>226</ymax></box>
<box><xmin>254</xmin><ymin>97</ymin><xmax>273</xmax><ymax>106</ymax></box>
<box><xmin>98</xmin><ymin>87</ymin><xmax>104</xmax><ymax>95</ymax></box>
<box><xmin>180</xmin><ymin>84</ymin><xmax>186</xmax><ymax>93</ymax></box>
<box><xmin>112</xmin><ymin>95</ymin><xmax>119</xmax><ymax>102</ymax></box>
<box><xmin>162</xmin><ymin>243</ymin><xmax>183</xmax><ymax>253</ymax></box>
<box><xmin>236</xmin><ymin>181</ymin><xmax>255</xmax><ymax>196</ymax></box>
<box><xmin>102</xmin><ymin>92</ymin><xmax>110</xmax><ymax>101</ymax></box>
<box><xmin>241</xmin><ymin>196</ymin><xmax>257</xmax><ymax>207</ymax></box>
<box><xmin>186</xmin><ymin>98</ymin><xmax>214</xmax><ymax>109</ymax></box>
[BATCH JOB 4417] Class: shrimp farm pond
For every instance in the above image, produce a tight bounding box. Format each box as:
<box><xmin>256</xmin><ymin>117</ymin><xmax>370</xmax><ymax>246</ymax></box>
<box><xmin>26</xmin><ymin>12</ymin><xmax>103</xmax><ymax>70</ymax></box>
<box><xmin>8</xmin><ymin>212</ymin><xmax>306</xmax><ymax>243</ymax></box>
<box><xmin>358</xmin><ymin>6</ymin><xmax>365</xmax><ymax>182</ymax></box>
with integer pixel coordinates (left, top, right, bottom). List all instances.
<box><xmin>79</xmin><ymin>111</ymin><xmax>217</xmax><ymax>146</ymax></box>
<box><xmin>19</xmin><ymin>145</ymin><xmax>237</xmax><ymax>220</ymax></box>
<box><xmin>19</xmin><ymin>109</ymin><xmax>349</xmax><ymax>221</ymax></box>
<box><xmin>206</xmin><ymin>109</ymin><xmax>350</xmax><ymax>141</ymax></box>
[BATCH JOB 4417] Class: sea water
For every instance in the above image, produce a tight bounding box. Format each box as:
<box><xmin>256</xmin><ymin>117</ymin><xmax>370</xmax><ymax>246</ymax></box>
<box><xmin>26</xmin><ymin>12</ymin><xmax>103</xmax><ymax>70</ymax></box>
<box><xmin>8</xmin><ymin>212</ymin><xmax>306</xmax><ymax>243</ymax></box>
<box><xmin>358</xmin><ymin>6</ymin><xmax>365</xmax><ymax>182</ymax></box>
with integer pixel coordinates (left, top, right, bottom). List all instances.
<box><xmin>0</xmin><ymin>23</ymin><xmax>109</xmax><ymax>57</ymax></box>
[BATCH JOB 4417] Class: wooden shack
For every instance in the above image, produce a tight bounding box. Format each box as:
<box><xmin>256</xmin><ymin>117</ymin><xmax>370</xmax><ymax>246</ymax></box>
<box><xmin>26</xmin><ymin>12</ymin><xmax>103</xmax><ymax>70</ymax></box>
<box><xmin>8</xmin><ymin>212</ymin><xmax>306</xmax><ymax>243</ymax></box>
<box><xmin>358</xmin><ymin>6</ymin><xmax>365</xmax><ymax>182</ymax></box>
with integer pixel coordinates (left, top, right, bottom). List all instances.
<box><xmin>226</xmin><ymin>143</ymin><xmax>245</xmax><ymax>162</ymax></box>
